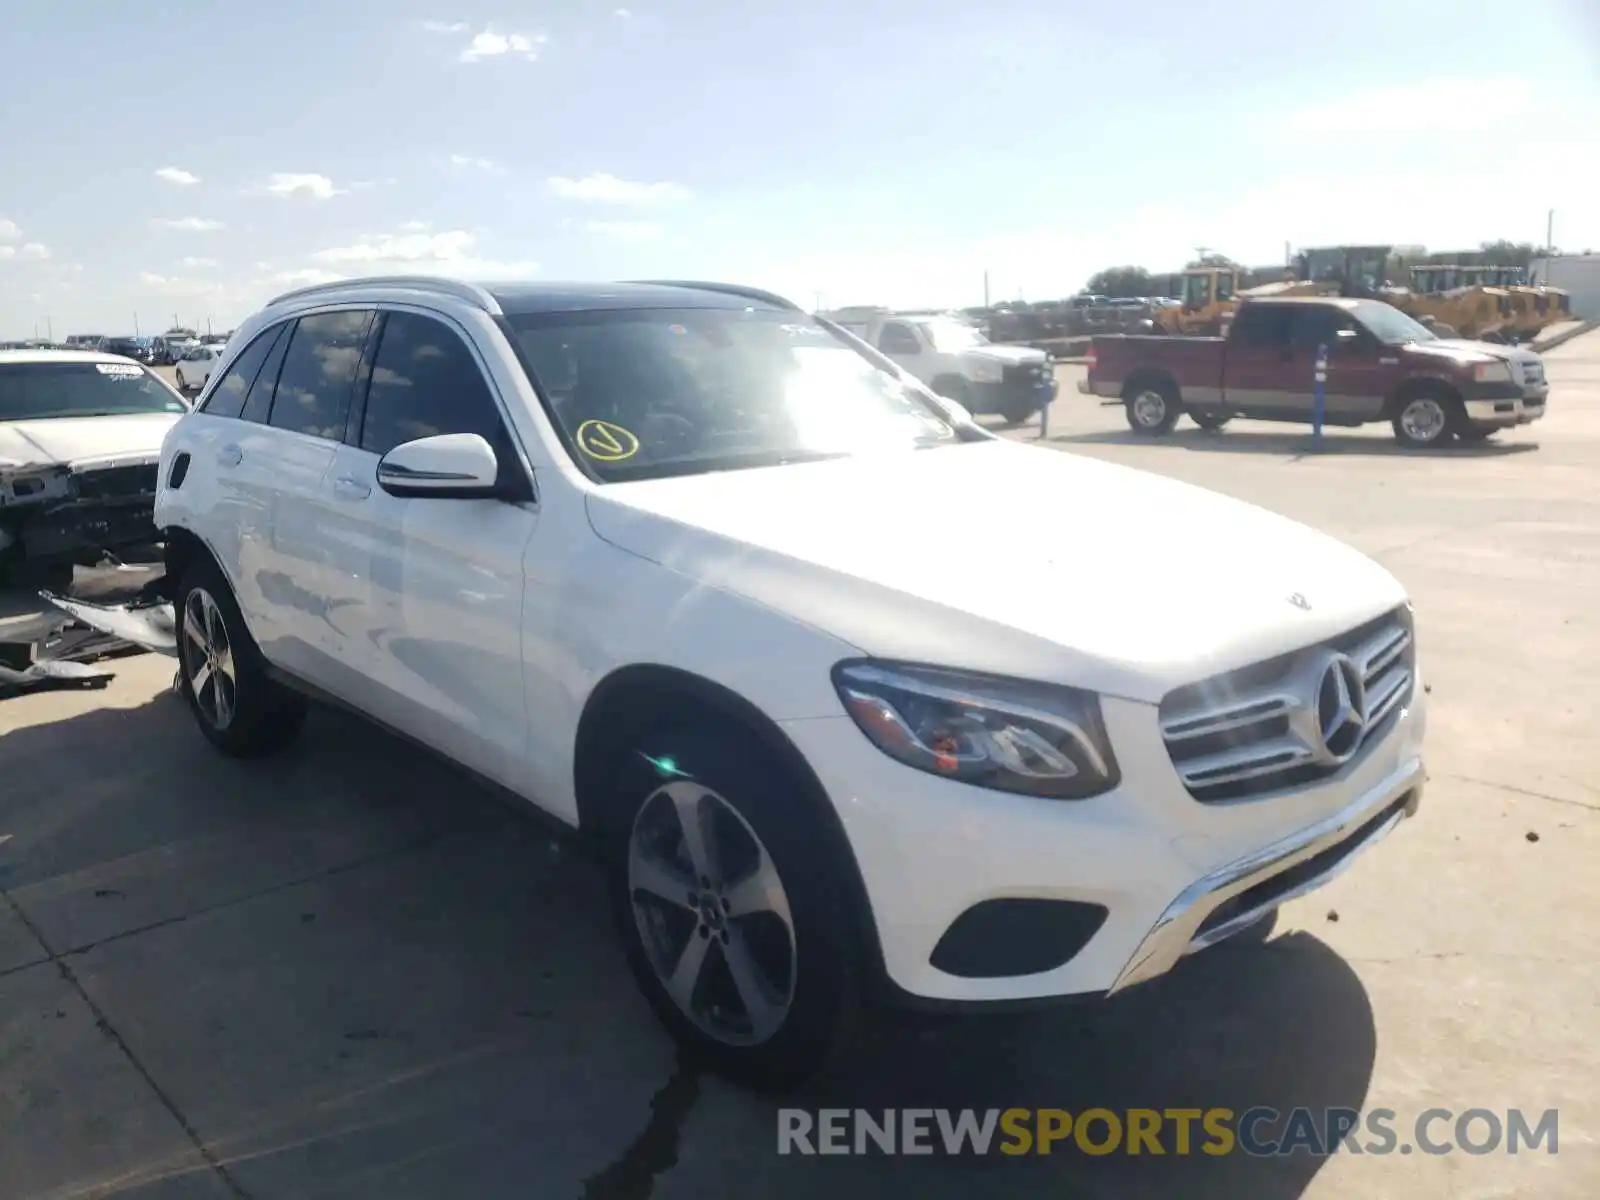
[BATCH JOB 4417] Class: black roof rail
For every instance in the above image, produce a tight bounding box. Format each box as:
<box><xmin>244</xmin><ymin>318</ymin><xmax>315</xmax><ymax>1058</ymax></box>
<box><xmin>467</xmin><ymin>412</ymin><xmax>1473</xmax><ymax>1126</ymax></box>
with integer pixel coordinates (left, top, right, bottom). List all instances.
<box><xmin>626</xmin><ymin>280</ymin><xmax>802</xmax><ymax>311</ymax></box>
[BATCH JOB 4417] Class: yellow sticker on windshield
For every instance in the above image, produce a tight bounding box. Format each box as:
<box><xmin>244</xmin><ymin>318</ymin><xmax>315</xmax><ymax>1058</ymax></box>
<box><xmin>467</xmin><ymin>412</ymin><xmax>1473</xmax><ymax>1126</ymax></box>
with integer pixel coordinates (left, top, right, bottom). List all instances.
<box><xmin>576</xmin><ymin>419</ymin><xmax>641</xmax><ymax>462</ymax></box>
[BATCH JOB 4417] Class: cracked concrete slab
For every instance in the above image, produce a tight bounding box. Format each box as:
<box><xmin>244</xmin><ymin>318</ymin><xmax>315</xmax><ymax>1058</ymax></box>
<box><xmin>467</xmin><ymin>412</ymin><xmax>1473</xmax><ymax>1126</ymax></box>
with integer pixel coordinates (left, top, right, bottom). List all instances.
<box><xmin>0</xmin><ymin>899</ymin><xmax>47</xmax><ymax>977</ymax></box>
<box><xmin>0</xmin><ymin>961</ymin><xmax>234</xmax><ymax>1200</ymax></box>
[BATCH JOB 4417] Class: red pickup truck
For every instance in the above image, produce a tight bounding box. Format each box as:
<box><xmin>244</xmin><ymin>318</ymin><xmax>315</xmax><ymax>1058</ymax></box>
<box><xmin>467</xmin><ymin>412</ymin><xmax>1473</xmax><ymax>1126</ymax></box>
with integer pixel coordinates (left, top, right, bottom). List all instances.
<box><xmin>1078</xmin><ymin>296</ymin><xmax>1549</xmax><ymax>448</ymax></box>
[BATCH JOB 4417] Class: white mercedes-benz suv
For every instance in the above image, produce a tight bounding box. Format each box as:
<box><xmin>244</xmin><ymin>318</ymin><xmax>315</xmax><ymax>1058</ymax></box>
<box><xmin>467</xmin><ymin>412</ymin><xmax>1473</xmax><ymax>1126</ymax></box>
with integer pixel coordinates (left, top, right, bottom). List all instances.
<box><xmin>152</xmin><ymin>276</ymin><xmax>1426</xmax><ymax>1087</ymax></box>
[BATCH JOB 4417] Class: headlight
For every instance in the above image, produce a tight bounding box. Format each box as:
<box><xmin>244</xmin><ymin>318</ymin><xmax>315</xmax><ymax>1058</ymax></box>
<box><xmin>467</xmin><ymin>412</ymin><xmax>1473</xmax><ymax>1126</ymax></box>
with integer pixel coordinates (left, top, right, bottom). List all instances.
<box><xmin>832</xmin><ymin>661</ymin><xmax>1120</xmax><ymax>800</ymax></box>
<box><xmin>967</xmin><ymin>358</ymin><xmax>1003</xmax><ymax>383</ymax></box>
<box><xmin>1472</xmin><ymin>361</ymin><xmax>1513</xmax><ymax>384</ymax></box>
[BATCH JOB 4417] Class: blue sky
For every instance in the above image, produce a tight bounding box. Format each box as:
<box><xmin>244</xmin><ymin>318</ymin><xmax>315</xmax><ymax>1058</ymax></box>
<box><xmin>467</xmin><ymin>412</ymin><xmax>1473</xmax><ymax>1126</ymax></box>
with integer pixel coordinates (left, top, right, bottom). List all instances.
<box><xmin>2</xmin><ymin>0</ymin><xmax>1596</xmax><ymax>336</ymax></box>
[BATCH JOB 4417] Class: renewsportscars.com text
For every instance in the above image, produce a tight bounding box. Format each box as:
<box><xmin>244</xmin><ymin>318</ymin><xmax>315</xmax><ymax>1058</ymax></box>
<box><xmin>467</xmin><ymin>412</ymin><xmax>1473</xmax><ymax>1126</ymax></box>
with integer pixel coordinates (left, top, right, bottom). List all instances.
<box><xmin>777</xmin><ymin>1107</ymin><xmax>1560</xmax><ymax>1158</ymax></box>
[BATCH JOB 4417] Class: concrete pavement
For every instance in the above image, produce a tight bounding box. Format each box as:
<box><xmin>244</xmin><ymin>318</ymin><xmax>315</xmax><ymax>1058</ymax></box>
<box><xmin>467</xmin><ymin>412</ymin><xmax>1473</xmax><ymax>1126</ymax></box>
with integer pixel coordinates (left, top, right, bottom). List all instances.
<box><xmin>1</xmin><ymin>336</ymin><xmax>1597</xmax><ymax>1198</ymax></box>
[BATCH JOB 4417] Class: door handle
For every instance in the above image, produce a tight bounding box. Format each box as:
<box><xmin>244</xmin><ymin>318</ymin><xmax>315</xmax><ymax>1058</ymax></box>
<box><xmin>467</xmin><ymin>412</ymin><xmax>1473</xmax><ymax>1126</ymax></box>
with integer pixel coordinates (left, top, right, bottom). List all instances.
<box><xmin>332</xmin><ymin>476</ymin><xmax>372</xmax><ymax>501</ymax></box>
<box><xmin>217</xmin><ymin>444</ymin><xmax>243</xmax><ymax>467</ymax></box>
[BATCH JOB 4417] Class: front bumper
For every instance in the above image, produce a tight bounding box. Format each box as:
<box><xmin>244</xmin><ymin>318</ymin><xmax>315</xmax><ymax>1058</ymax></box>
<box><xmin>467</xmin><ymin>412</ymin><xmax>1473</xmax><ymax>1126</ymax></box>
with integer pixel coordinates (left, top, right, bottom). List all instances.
<box><xmin>1462</xmin><ymin>387</ymin><xmax>1547</xmax><ymax>428</ymax></box>
<box><xmin>781</xmin><ymin>679</ymin><xmax>1426</xmax><ymax>1005</ymax></box>
<box><xmin>0</xmin><ymin>460</ymin><xmax>161</xmax><ymax>563</ymax></box>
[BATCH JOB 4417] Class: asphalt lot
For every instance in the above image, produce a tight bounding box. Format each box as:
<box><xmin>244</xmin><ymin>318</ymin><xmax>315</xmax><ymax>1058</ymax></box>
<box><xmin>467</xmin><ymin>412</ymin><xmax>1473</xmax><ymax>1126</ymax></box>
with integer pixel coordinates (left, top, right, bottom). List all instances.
<box><xmin>2</xmin><ymin>343</ymin><xmax>1597</xmax><ymax>1199</ymax></box>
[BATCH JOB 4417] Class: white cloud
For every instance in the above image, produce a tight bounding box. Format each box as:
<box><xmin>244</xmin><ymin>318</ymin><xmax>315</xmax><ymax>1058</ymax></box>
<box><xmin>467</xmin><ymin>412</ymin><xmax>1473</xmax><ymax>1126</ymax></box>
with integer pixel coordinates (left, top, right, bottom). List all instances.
<box><xmin>614</xmin><ymin>7</ymin><xmax>632</xmax><ymax>18</ymax></box>
<box><xmin>155</xmin><ymin>166</ymin><xmax>201</xmax><ymax>186</ymax></box>
<box><xmin>180</xmin><ymin>256</ymin><xmax>218</xmax><ymax>268</ymax></box>
<box><xmin>0</xmin><ymin>247</ymin><xmax>13</xmax><ymax>261</ymax></box>
<box><xmin>139</xmin><ymin>271</ymin><xmax>170</xmax><ymax>286</ymax></box>
<box><xmin>398</xmin><ymin>220</ymin><xmax>431</xmax><ymax>232</ymax></box>
<box><xmin>153</xmin><ymin>216</ymin><xmax>225</xmax><ymax>231</ymax></box>
<box><xmin>449</xmin><ymin>153</ymin><xmax>502</xmax><ymax>172</ymax></box>
<box><xmin>0</xmin><ymin>218</ymin><xmax>20</xmax><ymax>242</ymax></box>
<box><xmin>308</xmin><ymin>227</ymin><xmax>537</xmax><ymax>279</ymax></box>
<box><xmin>20</xmin><ymin>243</ymin><xmax>49</xmax><ymax>260</ymax></box>
<box><xmin>583</xmin><ymin>219</ymin><xmax>664</xmax><ymax>241</ymax></box>
<box><xmin>420</xmin><ymin>19</ymin><xmax>468</xmax><ymax>33</ymax></box>
<box><xmin>459</xmin><ymin>29</ymin><xmax>546</xmax><ymax>62</ymax></box>
<box><xmin>548</xmin><ymin>172</ymin><xmax>691</xmax><ymax>204</ymax></box>
<box><xmin>264</xmin><ymin>172</ymin><xmax>344</xmax><ymax>200</ymax></box>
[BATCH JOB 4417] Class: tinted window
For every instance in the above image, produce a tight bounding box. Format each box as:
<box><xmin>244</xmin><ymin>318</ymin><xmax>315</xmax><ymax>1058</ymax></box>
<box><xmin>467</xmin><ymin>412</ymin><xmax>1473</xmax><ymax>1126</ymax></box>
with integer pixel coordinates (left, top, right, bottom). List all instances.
<box><xmin>1230</xmin><ymin>305</ymin><xmax>1292</xmax><ymax>347</ymax></box>
<box><xmin>1288</xmin><ymin>306</ymin><xmax>1348</xmax><ymax>349</ymax></box>
<box><xmin>878</xmin><ymin>323</ymin><xmax>920</xmax><ymax>354</ymax></box>
<box><xmin>242</xmin><ymin>323</ymin><xmax>292</xmax><ymax>424</ymax></box>
<box><xmin>198</xmin><ymin>324</ymin><xmax>283</xmax><ymax>419</ymax></box>
<box><xmin>267</xmin><ymin>310</ymin><xmax>372</xmax><ymax>440</ymax></box>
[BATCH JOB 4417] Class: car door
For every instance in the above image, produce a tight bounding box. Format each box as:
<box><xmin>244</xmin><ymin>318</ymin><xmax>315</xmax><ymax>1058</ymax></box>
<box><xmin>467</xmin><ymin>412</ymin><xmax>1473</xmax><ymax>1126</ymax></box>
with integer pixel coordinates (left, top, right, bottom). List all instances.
<box><xmin>876</xmin><ymin>321</ymin><xmax>928</xmax><ymax>379</ymax></box>
<box><xmin>1287</xmin><ymin>305</ymin><xmax>1389</xmax><ymax>422</ymax></box>
<box><xmin>230</xmin><ymin>307</ymin><xmax>375</xmax><ymax>688</ymax></box>
<box><xmin>318</xmin><ymin>307</ymin><xmax>536</xmax><ymax>790</ymax></box>
<box><xmin>1220</xmin><ymin>304</ymin><xmax>1296</xmax><ymax>418</ymax></box>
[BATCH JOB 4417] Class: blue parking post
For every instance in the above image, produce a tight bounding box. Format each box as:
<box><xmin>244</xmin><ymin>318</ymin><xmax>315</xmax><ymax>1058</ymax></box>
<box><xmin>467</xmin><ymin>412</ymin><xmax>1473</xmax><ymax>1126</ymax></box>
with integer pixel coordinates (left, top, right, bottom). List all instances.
<box><xmin>1311</xmin><ymin>342</ymin><xmax>1328</xmax><ymax>449</ymax></box>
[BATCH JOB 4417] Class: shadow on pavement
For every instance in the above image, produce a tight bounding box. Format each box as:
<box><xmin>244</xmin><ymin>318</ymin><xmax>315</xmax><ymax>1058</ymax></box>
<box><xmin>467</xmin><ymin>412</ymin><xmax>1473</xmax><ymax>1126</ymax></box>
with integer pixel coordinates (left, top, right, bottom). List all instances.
<box><xmin>0</xmin><ymin>687</ymin><xmax>1378</xmax><ymax>1200</ymax></box>
<box><xmin>1048</xmin><ymin>426</ymin><xmax>1539</xmax><ymax>460</ymax></box>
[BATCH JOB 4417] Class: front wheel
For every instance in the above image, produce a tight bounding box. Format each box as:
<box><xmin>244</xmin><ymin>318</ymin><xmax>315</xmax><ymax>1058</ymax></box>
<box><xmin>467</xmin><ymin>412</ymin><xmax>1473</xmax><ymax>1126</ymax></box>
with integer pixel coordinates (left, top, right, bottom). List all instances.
<box><xmin>1391</xmin><ymin>392</ymin><xmax>1462</xmax><ymax>449</ymax></box>
<box><xmin>1125</xmin><ymin>382</ymin><xmax>1180</xmax><ymax>436</ymax></box>
<box><xmin>605</xmin><ymin>727</ymin><xmax>861</xmax><ymax>1090</ymax></box>
<box><xmin>174</xmin><ymin>370</ymin><xmax>188</xmax><ymax>392</ymax></box>
<box><xmin>176</xmin><ymin>559</ymin><xmax>307</xmax><ymax>756</ymax></box>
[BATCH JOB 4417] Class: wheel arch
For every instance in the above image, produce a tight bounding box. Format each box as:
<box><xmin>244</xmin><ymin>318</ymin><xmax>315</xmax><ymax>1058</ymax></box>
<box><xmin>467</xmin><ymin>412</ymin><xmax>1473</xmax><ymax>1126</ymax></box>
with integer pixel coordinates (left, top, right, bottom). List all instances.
<box><xmin>1122</xmin><ymin>369</ymin><xmax>1179</xmax><ymax>404</ymax></box>
<box><xmin>160</xmin><ymin>525</ymin><xmax>234</xmax><ymax>602</ymax></box>
<box><xmin>1384</xmin><ymin>373</ymin><xmax>1462</xmax><ymax>420</ymax></box>
<box><xmin>572</xmin><ymin>663</ymin><xmax>890</xmax><ymax>986</ymax></box>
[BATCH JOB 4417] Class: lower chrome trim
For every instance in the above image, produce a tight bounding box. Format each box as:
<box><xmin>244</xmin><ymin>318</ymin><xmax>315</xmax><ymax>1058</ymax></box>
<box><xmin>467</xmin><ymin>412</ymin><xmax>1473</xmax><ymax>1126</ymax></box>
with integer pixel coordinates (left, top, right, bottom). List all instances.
<box><xmin>1106</xmin><ymin>756</ymin><xmax>1424</xmax><ymax>995</ymax></box>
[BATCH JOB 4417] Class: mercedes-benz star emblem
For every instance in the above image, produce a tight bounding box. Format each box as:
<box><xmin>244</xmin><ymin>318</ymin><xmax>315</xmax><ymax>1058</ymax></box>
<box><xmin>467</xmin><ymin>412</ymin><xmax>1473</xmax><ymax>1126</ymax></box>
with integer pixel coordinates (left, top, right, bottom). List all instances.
<box><xmin>1288</xmin><ymin>593</ymin><xmax>1311</xmax><ymax>611</ymax></box>
<box><xmin>1313</xmin><ymin>653</ymin><xmax>1368</xmax><ymax>763</ymax></box>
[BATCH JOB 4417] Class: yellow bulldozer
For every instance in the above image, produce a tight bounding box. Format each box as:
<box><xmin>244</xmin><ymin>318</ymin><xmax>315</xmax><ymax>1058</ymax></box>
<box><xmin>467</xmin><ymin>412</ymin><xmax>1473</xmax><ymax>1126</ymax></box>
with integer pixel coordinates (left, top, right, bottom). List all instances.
<box><xmin>1401</xmin><ymin>265</ymin><xmax>1519</xmax><ymax>341</ymax></box>
<box><xmin>1149</xmin><ymin>266</ymin><xmax>1242</xmax><ymax>336</ymax></box>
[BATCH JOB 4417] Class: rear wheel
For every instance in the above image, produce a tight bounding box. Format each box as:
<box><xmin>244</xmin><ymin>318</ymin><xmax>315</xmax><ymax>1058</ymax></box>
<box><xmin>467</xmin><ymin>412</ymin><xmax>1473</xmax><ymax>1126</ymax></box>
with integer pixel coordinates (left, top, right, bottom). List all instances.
<box><xmin>1391</xmin><ymin>390</ymin><xmax>1463</xmax><ymax>449</ymax></box>
<box><xmin>176</xmin><ymin>558</ymin><xmax>306</xmax><ymax>756</ymax></box>
<box><xmin>1125</xmin><ymin>380</ymin><xmax>1180</xmax><ymax>436</ymax></box>
<box><xmin>604</xmin><ymin>725</ymin><xmax>861</xmax><ymax>1091</ymax></box>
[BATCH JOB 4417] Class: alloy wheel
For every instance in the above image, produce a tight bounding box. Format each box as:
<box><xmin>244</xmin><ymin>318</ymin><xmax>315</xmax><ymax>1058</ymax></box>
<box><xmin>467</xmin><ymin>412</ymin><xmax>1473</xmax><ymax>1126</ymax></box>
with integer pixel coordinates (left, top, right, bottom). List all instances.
<box><xmin>1133</xmin><ymin>390</ymin><xmax>1167</xmax><ymax>427</ymax></box>
<box><xmin>1400</xmin><ymin>397</ymin><xmax>1448</xmax><ymax>444</ymax></box>
<box><xmin>627</xmin><ymin>779</ymin><xmax>797</xmax><ymax>1047</ymax></box>
<box><xmin>181</xmin><ymin>587</ymin><xmax>237</xmax><ymax>730</ymax></box>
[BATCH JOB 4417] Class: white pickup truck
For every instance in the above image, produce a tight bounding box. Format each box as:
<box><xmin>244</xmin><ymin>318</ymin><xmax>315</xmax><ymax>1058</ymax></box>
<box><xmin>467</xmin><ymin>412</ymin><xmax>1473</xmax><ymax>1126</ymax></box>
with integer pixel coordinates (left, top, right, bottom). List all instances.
<box><xmin>826</xmin><ymin>311</ymin><xmax>1058</xmax><ymax>425</ymax></box>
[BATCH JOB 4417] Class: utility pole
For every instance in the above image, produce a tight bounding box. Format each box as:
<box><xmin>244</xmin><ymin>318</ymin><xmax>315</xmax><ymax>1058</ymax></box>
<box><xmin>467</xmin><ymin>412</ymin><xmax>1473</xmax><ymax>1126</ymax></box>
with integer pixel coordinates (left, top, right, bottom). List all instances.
<box><xmin>983</xmin><ymin>270</ymin><xmax>990</xmax><ymax>308</ymax></box>
<box><xmin>134</xmin><ymin>312</ymin><xmax>140</xmax><ymax>336</ymax></box>
<box><xmin>1284</xmin><ymin>241</ymin><xmax>1292</xmax><ymax>265</ymax></box>
<box><xmin>46</xmin><ymin>317</ymin><xmax>52</xmax><ymax>342</ymax></box>
<box><xmin>1546</xmin><ymin>209</ymin><xmax>1555</xmax><ymax>254</ymax></box>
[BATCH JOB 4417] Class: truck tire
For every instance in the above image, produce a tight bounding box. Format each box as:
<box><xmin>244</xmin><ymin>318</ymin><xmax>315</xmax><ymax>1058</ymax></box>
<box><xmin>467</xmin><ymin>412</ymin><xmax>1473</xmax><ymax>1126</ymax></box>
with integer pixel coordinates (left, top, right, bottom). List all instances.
<box><xmin>1191</xmin><ymin>412</ymin><xmax>1231</xmax><ymax>432</ymax></box>
<box><xmin>999</xmin><ymin>395</ymin><xmax>1038</xmax><ymax>426</ymax></box>
<box><xmin>1390</xmin><ymin>386</ymin><xmax>1465</xmax><ymax>449</ymax></box>
<box><xmin>1124</xmin><ymin>380</ymin><xmax>1180</xmax><ymax>436</ymax></box>
<box><xmin>932</xmin><ymin>376</ymin><xmax>970</xmax><ymax>404</ymax></box>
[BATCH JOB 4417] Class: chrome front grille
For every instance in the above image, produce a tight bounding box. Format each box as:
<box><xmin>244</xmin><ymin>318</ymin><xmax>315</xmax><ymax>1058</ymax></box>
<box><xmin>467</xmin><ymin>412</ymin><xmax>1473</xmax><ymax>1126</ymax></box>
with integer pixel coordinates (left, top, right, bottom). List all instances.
<box><xmin>1160</xmin><ymin>606</ymin><xmax>1415</xmax><ymax>802</ymax></box>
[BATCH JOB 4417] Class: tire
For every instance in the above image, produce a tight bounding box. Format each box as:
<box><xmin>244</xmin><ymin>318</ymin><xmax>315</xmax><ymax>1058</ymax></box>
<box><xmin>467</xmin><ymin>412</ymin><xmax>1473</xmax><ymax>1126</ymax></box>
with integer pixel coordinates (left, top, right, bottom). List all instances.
<box><xmin>174</xmin><ymin>369</ymin><xmax>187</xmax><ymax>393</ymax></box>
<box><xmin>932</xmin><ymin>375</ymin><xmax>970</xmax><ymax>404</ymax></box>
<box><xmin>999</xmin><ymin>396</ymin><xmax>1038</xmax><ymax>426</ymax></box>
<box><xmin>1457</xmin><ymin>426</ymin><xmax>1497</xmax><ymax>444</ymax></box>
<box><xmin>1124</xmin><ymin>379</ymin><xmax>1181</xmax><ymax>436</ymax></box>
<box><xmin>603</xmin><ymin>725</ymin><xmax>861</xmax><ymax>1091</ymax></box>
<box><xmin>1191</xmin><ymin>412</ymin><xmax>1231</xmax><ymax>432</ymax></box>
<box><xmin>175</xmin><ymin>557</ymin><xmax>307</xmax><ymax>757</ymax></box>
<box><xmin>1390</xmin><ymin>389</ymin><xmax>1464</xmax><ymax>449</ymax></box>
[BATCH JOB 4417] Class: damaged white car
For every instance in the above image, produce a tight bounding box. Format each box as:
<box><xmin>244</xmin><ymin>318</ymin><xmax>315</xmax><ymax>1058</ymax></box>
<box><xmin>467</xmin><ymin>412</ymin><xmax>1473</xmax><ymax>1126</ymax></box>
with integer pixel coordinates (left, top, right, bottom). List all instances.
<box><xmin>0</xmin><ymin>350</ymin><xmax>189</xmax><ymax>580</ymax></box>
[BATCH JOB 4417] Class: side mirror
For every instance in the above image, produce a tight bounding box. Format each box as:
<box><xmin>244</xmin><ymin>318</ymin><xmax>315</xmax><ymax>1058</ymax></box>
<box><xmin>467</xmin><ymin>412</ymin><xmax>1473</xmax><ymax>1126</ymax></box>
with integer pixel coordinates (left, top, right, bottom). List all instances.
<box><xmin>376</xmin><ymin>433</ymin><xmax>500</xmax><ymax>499</ymax></box>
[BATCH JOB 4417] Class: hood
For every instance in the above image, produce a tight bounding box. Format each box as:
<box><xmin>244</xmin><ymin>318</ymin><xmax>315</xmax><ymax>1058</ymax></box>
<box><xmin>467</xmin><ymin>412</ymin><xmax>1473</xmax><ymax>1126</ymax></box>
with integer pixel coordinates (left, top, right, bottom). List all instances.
<box><xmin>583</xmin><ymin>440</ymin><xmax>1405</xmax><ymax>703</ymax></box>
<box><xmin>1405</xmin><ymin>338</ymin><xmax>1541</xmax><ymax>367</ymax></box>
<box><xmin>0</xmin><ymin>413</ymin><xmax>179</xmax><ymax>470</ymax></box>
<box><xmin>965</xmin><ymin>343</ymin><xmax>1049</xmax><ymax>366</ymax></box>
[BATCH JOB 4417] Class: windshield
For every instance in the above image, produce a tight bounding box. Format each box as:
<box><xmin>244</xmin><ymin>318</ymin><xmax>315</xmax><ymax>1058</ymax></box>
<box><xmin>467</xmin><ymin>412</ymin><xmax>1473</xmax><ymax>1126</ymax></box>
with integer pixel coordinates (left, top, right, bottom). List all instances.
<box><xmin>0</xmin><ymin>362</ymin><xmax>189</xmax><ymax>421</ymax></box>
<box><xmin>922</xmin><ymin>318</ymin><xmax>989</xmax><ymax>352</ymax></box>
<box><xmin>505</xmin><ymin>306</ymin><xmax>977</xmax><ymax>482</ymax></box>
<box><xmin>1352</xmin><ymin>302</ymin><xmax>1438</xmax><ymax>346</ymax></box>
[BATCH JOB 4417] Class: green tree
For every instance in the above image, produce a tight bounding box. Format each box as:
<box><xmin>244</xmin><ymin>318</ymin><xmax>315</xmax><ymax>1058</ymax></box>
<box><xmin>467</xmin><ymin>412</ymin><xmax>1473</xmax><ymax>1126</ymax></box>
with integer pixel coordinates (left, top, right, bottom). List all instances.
<box><xmin>1477</xmin><ymin>240</ymin><xmax>1537</xmax><ymax>269</ymax></box>
<box><xmin>1083</xmin><ymin>266</ymin><xmax>1155</xmax><ymax>298</ymax></box>
<box><xmin>1186</xmin><ymin>253</ymin><xmax>1239</xmax><ymax>269</ymax></box>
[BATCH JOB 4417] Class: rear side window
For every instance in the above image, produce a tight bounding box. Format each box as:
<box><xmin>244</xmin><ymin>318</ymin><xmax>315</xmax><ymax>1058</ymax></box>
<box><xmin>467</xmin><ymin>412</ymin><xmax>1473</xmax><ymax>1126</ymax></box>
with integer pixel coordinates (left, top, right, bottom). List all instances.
<box><xmin>878</xmin><ymin>323</ymin><xmax>920</xmax><ymax>354</ymax></box>
<box><xmin>266</xmin><ymin>310</ymin><xmax>373</xmax><ymax>440</ymax></box>
<box><xmin>1287</xmin><ymin>306</ymin><xmax>1347</xmax><ymax>349</ymax></box>
<box><xmin>1230</xmin><ymin>305</ymin><xmax>1292</xmax><ymax>347</ymax></box>
<box><xmin>197</xmin><ymin>325</ymin><xmax>283</xmax><ymax>419</ymax></box>
<box><xmin>242</xmin><ymin>324</ymin><xmax>292</xmax><ymax>424</ymax></box>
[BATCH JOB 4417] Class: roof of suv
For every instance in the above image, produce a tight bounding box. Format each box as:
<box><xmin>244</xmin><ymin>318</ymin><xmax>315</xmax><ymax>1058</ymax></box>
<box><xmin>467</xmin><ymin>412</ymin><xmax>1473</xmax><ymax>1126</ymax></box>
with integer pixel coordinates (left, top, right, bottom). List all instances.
<box><xmin>264</xmin><ymin>275</ymin><xmax>799</xmax><ymax>318</ymax></box>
